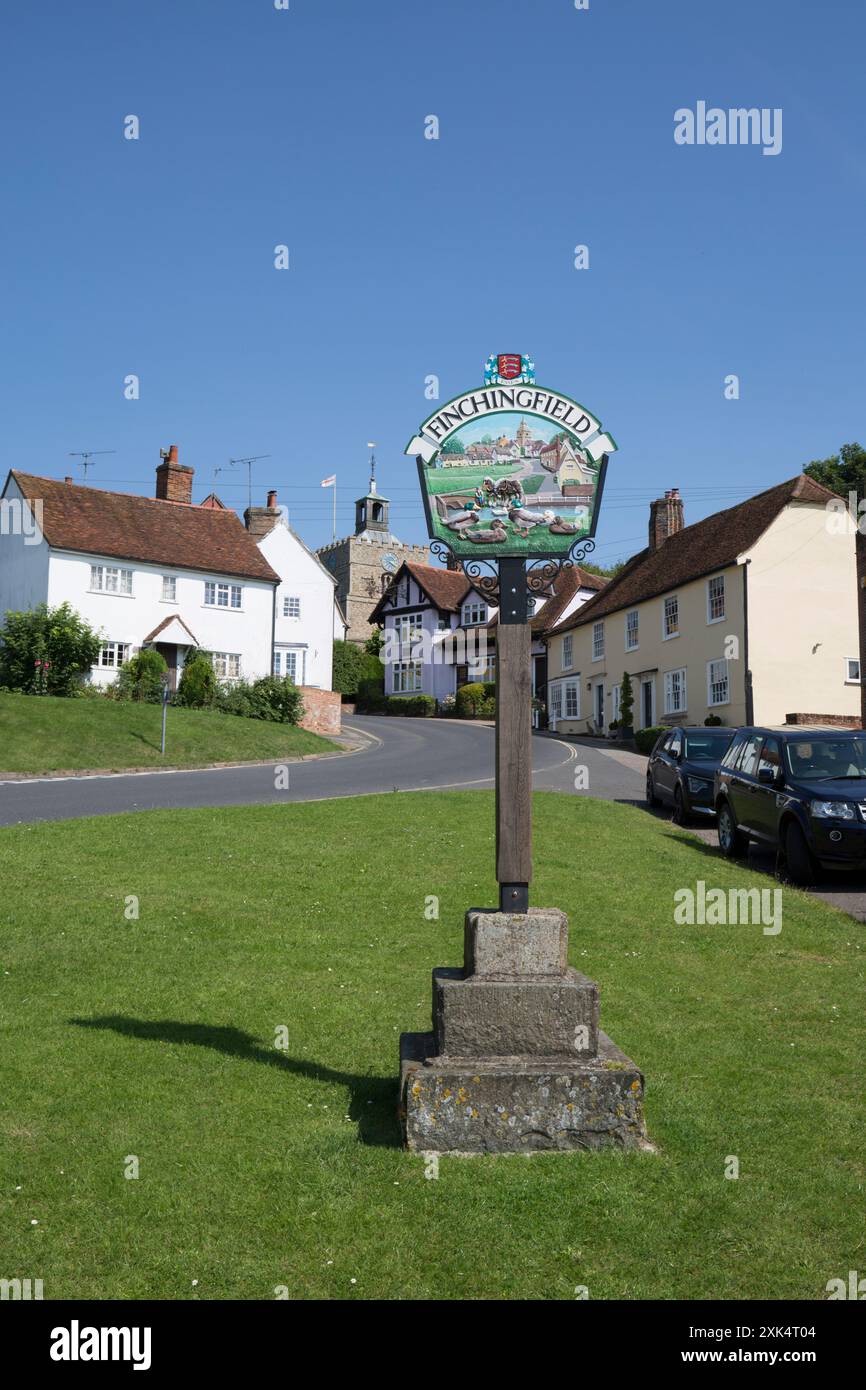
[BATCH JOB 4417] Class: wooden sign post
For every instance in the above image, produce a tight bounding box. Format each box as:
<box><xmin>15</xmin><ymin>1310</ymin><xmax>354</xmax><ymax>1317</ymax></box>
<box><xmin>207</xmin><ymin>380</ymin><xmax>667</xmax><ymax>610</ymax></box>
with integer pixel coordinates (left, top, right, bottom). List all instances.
<box><xmin>399</xmin><ymin>354</ymin><xmax>648</xmax><ymax>1154</ymax></box>
<box><xmin>495</xmin><ymin>556</ymin><xmax>532</xmax><ymax>913</ymax></box>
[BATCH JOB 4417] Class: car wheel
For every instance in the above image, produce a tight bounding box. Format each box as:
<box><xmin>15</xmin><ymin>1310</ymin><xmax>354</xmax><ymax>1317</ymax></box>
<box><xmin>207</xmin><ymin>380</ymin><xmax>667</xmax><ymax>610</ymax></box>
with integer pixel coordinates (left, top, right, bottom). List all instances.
<box><xmin>646</xmin><ymin>770</ymin><xmax>660</xmax><ymax>807</ymax></box>
<box><xmin>718</xmin><ymin>802</ymin><xmax>747</xmax><ymax>859</ymax></box>
<box><xmin>672</xmin><ymin>785</ymin><xmax>687</xmax><ymax>826</ymax></box>
<box><xmin>784</xmin><ymin>821</ymin><xmax>817</xmax><ymax>887</ymax></box>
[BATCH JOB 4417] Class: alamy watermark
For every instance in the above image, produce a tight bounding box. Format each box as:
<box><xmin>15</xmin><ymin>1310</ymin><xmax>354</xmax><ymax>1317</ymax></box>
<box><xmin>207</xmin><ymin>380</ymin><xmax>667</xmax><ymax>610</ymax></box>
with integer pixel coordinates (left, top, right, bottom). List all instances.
<box><xmin>674</xmin><ymin>880</ymin><xmax>782</xmax><ymax>935</ymax></box>
<box><xmin>0</xmin><ymin>496</ymin><xmax>42</xmax><ymax>545</ymax></box>
<box><xmin>675</xmin><ymin>102</ymin><xmax>782</xmax><ymax>157</ymax></box>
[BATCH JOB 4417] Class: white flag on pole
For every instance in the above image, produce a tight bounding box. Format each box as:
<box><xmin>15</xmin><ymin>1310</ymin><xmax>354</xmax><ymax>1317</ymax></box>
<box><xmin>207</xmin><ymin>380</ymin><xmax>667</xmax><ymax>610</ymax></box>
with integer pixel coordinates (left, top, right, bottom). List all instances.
<box><xmin>320</xmin><ymin>474</ymin><xmax>336</xmax><ymax>487</ymax></box>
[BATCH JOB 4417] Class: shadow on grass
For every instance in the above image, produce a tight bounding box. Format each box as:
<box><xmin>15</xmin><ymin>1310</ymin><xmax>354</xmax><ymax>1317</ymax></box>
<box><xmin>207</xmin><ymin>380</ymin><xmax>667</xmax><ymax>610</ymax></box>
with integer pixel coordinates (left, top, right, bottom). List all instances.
<box><xmin>128</xmin><ymin>731</ymin><xmax>162</xmax><ymax>753</ymax></box>
<box><xmin>68</xmin><ymin>1015</ymin><xmax>401</xmax><ymax>1148</ymax></box>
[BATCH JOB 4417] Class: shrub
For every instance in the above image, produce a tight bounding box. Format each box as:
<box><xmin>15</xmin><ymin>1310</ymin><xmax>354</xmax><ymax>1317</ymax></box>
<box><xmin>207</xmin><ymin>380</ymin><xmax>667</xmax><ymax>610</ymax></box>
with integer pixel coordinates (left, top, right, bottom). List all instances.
<box><xmin>176</xmin><ymin>653</ymin><xmax>217</xmax><ymax>708</ymax></box>
<box><xmin>332</xmin><ymin>640</ymin><xmax>382</xmax><ymax>700</ymax></box>
<box><xmin>114</xmin><ymin>648</ymin><xmax>167</xmax><ymax>703</ymax></box>
<box><xmin>213</xmin><ymin>675</ymin><xmax>303</xmax><ymax>724</ymax></box>
<box><xmin>356</xmin><ymin>674</ymin><xmax>385</xmax><ymax>712</ymax></box>
<box><xmin>455</xmin><ymin>682</ymin><xmax>486</xmax><ymax>718</ymax></box>
<box><xmin>384</xmin><ymin>694</ymin><xmax>435</xmax><ymax>717</ymax></box>
<box><xmin>635</xmin><ymin>725</ymin><xmax>666</xmax><ymax>755</ymax></box>
<box><xmin>704</xmin><ymin>714</ymin><xmax>724</xmax><ymax>726</ymax></box>
<box><xmin>476</xmin><ymin>696</ymin><xmax>496</xmax><ymax>719</ymax></box>
<box><xmin>438</xmin><ymin>693</ymin><xmax>457</xmax><ymax>717</ymax></box>
<box><xmin>0</xmin><ymin>602</ymin><xmax>101</xmax><ymax>696</ymax></box>
<box><xmin>619</xmin><ymin>672</ymin><xmax>634</xmax><ymax>729</ymax></box>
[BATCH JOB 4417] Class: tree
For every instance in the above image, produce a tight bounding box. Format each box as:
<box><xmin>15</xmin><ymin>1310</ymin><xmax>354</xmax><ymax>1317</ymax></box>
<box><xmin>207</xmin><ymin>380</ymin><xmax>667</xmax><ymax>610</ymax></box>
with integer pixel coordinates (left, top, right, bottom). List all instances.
<box><xmin>619</xmin><ymin>672</ymin><xmax>634</xmax><ymax>732</ymax></box>
<box><xmin>0</xmin><ymin>602</ymin><xmax>101</xmax><ymax>695</ymax></box>
<box><xmin>441</xmin><ymin>438</ymin><xmax>464</xmax><ymax>455</ymax></box>
<box><xmin>804</xmin><ymin>443</ymin><xmax>865</xmax><ymax>726</ymax></box>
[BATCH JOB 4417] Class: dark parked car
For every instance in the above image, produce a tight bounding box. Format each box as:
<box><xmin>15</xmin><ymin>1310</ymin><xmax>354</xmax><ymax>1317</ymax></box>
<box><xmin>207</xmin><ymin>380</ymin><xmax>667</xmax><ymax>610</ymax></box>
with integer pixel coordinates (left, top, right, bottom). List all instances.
<box><xmin>646</xmin><ymin>726</ymin><xmax>734</xmax><ymax>823</ymax></box>
<box><xmin>714</xmin><ymin>726</ymin><xmax>866</xmax><ymax>884</ymax></box>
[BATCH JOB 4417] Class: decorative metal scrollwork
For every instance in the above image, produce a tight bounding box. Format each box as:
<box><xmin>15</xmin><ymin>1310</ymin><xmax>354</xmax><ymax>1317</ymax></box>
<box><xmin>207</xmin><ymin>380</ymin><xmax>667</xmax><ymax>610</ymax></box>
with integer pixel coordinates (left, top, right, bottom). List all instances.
<box><xmin>431</xmin><ymin>535</ymin><xmax>597</xmax><ymax>605</ymax></box>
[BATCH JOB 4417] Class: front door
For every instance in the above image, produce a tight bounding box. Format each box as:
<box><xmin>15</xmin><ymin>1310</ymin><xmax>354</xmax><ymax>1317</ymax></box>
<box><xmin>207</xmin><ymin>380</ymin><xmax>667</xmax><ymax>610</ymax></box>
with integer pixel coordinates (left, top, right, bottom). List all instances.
<box><xmin>641</xmin><ymin>678</ymin><xmax>654</xmax><ymax>729</ymax></box>
<box><xmin>155</xmin><ymin>643</ymin><xmax>178</xmax><ymax>691</ymax></box>
<box><xmin>595</xmin><ymin>682</ymin><xmax>605</xmax><ymax>730</ymax></box>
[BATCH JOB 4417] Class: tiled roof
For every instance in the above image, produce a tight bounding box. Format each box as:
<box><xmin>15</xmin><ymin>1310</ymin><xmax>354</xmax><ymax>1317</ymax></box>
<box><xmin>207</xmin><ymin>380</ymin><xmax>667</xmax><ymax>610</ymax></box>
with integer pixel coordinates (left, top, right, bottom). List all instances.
<box><xmin>531</xmin><ymin>566</ymin><xmax>608</xmax><ymax>634</ymax></box>
<box><xmin>554</xmin><ymin>474</ymin><xmax>838</xmax><ymax>635</ymax></box>
<box><xmin>369</xmin><ymin>560</ymin><xmax>471</xmax><ymax>620</ymax></box>
<box><xmin>7</xmin><ymin>471</ymin><xmax>279</xmax><ymax>583</ymax></box>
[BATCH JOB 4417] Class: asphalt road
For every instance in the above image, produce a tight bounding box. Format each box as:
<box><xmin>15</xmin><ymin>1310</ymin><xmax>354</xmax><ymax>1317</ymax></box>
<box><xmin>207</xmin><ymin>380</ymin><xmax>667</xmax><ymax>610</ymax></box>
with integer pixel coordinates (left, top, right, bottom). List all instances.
<box><xmin>0</xmin><ymin>716</ymin><xmax>644</xmax><ymax>827</ymax></box>
<box><xmin>3</xmin><ymin>716</ymin><xmax>865</xmax><ymax>921</ymax></box>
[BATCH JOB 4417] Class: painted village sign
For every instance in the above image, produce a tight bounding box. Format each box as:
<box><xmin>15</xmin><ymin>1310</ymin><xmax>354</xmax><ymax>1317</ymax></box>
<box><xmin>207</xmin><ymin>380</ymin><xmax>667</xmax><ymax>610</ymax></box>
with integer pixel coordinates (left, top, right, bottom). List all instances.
<box><xmin>405</xmin><ymin>354</ymin><xmax>617</xmax><ymax>560</ymax></box>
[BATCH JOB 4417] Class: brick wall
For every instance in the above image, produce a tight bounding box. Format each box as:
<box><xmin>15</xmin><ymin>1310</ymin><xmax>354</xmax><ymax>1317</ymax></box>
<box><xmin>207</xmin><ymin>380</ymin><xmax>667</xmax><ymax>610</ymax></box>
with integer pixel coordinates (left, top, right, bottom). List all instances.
<box><xmin>785</xmin><ymin>713</ymin><xmax>863</xmax><ymax>729</ymax></box>
<box><xmin>299</xmin><ymin>686</ymin><xmax>341</xmax><ymax>736</ymax></box>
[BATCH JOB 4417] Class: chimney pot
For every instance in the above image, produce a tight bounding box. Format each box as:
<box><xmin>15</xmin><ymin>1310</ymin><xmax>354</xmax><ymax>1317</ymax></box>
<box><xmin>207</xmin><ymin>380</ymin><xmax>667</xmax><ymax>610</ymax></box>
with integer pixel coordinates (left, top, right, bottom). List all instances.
<box><xmin>267</xmin><ymin>489</ymin><xmax>278</xmax><ymax>510</ymax></box>
<box><xmin>64</xmin><ymin>476</ymin><xmax>73</xmax><ymax>484</ymax></box>
<box><xmin>649</xmin><ymin>487</ymin><xmax>685</xmax><ymax>551</ymax></box>
<box><xmin>155</xmin><ymin>443</ymin><xmax>193</xmax><ymax>504</ymax></box>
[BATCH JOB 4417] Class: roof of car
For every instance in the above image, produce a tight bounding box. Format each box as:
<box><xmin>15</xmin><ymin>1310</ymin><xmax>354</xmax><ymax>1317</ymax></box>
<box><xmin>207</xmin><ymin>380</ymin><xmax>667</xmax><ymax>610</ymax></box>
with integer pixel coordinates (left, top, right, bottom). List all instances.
<box><xmin>731</xmin><ymin>726</ymin><xmax>864</xmax><ymax>739</ymax></box>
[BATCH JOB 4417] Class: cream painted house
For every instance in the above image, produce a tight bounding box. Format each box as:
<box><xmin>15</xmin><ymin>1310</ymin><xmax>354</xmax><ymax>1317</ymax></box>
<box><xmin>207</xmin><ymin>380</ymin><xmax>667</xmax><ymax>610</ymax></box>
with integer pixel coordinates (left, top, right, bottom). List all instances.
<box><xmin>545</xmin><ymin>475</ymin><xmax>859</xmax><ymax>735</ymax></box>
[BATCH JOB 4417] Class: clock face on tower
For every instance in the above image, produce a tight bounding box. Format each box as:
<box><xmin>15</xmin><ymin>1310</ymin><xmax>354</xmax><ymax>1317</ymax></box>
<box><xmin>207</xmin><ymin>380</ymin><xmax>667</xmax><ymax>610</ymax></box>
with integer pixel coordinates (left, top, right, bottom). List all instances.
<box><xmin>381</xmin><ymin>552</ymin><xmax>398</xmax><ymax>573</ymax></box>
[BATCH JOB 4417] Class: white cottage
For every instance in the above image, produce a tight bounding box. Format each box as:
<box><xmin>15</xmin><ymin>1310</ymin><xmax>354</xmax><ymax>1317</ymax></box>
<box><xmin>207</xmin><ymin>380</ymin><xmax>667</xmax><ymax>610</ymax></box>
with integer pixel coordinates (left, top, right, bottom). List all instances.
<box><xmin>243</xmin><ymin>489</ymin><xmax>344</xmax><ymax>690</ymax></box>
<box><xmin>0</xmin><ymin>448</ymin><xmax>279</xmax><ymax>688</ymax></box>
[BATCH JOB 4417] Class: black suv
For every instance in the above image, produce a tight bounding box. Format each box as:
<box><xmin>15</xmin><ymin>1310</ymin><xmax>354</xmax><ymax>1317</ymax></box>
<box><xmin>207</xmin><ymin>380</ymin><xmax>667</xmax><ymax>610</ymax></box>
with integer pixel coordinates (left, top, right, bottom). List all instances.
<box><xmin>646</xmin><ymin>725</ymin><xmax>734</xmax><ymax>823</ymax></box>
<box><xmin>714</xmin><ymin>726</ymin><xmax>866</xmax><ymax>884</ymax></box>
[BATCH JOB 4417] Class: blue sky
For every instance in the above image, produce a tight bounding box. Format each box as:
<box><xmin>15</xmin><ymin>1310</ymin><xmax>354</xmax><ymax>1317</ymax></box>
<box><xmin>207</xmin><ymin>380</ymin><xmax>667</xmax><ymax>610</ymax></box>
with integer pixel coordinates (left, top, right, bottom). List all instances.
<box><xmin>1</xmin><ymin>0</ymin><xmax>864</xmax><ymax>566</ymax></box>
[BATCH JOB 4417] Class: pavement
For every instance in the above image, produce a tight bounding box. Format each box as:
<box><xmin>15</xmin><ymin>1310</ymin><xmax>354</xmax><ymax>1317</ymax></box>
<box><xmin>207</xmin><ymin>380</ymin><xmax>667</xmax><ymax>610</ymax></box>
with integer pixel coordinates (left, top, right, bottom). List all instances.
<box><xmin>2</xmin><ymin>716</ymin><xmax>865</xmax><ymax>922</ymax></box>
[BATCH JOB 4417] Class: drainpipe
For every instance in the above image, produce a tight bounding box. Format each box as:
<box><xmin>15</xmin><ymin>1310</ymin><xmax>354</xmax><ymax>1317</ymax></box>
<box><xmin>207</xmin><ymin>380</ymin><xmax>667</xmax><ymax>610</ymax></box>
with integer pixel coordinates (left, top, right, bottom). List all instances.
<box><xmin>742</xmin><ymin>560</ymin><xmax>754</xmax><ymax>724</ymax></box>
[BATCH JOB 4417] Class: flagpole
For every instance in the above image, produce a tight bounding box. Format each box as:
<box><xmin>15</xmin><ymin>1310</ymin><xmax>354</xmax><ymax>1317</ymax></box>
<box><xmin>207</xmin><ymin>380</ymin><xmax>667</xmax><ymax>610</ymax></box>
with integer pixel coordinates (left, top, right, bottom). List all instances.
<box><xmin>333</xmin><ymin>481</ymin><xmax>337</xmax><ymax>543</ymax></box>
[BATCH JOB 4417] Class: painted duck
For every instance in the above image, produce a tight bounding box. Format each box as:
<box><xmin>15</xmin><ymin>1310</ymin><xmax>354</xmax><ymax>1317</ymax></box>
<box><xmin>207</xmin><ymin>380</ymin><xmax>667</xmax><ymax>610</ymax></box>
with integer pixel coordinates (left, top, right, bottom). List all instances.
<box><xmin>548</xmin><ymin>514</ymin><xmax>581</xmax><ymax>534</ymax></box>
<box><xmin>466</xmin><ymin>518</ymin><xmax>508</xmax><ymax>544</ymax></box>
<box><xmin>508</xmin><ymin>505</ymin><xmax>553</xmax><ymax>539</ymax></box>
<box><xmin>443</xmin><ymin>507</ymin><xmax>480</xmax><ymax>532</ymax></box>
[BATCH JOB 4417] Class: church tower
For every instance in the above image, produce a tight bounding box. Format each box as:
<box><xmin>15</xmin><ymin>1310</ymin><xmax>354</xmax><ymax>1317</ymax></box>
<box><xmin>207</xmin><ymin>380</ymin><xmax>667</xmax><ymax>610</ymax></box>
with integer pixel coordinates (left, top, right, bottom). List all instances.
<box><xmin>316</xmin><ymin>450</ymin><xmax>429</xmax><ymax>644</ymax></box>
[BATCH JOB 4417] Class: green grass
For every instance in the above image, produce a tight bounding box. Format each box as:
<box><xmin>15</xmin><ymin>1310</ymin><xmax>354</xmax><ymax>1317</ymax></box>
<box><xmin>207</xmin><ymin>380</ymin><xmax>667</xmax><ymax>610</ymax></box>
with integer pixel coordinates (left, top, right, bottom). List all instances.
<box><xmin>0</xmin><ymin>792</ymin><xmax>863</xmax><ymax>1300</ymax></box>
<box><xmin>0</xmin><ymin>692</ymin><xmax>337</xmax><ymax>773</ymax></box>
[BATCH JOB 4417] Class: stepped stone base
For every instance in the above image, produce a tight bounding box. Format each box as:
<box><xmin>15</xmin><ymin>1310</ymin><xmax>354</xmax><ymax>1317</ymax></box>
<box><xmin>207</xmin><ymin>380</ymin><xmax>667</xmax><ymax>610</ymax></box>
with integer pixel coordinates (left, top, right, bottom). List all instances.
<box><xmin>398</xmin><ymin>906</ymin><xmax>648</xmax><ymax>1154</ymax></box>
<box><xmin>400</xmin><ymin>1030</ymin><xmax>646</xmax><ymax>1154</ymax></box>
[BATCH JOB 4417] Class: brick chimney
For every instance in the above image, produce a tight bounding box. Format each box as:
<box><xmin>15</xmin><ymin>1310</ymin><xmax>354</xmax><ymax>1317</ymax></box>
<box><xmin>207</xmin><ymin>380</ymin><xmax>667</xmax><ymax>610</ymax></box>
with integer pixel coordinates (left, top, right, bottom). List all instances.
<box><xmin>648</xmin><ymin>487</ymin><xmax>685</xmax><ymax>551</ymax></box>
<box><xmin>155</xmin><ymin>444</ymin><xmax>193</xmax><ymax>504</ymax></box>
<box><xmin>244</xmin><ymin>488</ymin><xmax>281</xmax><ymax>538</ymax></box>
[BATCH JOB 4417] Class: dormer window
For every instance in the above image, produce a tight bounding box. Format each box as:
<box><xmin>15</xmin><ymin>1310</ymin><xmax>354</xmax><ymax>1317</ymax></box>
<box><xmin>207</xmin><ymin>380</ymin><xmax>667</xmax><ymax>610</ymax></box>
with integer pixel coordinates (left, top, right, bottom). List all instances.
<box><xmin>462</xmin><ymin>600</ymin><xmax>487</xmax><ymax>626</ymax></box>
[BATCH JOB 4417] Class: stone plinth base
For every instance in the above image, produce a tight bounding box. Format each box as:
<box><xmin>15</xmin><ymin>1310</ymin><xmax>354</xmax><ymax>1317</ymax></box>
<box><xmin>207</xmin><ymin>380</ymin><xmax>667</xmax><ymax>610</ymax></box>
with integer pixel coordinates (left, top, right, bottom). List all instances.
<box><xmin>400</xmin><ymin>1031</ymin><xmax>646</xmax><ymax>1154</ymax></box>
<box><xmin>398</xmin><ymin>906</ymin><xmax>648</xmax><ymax>1154</ymax></box>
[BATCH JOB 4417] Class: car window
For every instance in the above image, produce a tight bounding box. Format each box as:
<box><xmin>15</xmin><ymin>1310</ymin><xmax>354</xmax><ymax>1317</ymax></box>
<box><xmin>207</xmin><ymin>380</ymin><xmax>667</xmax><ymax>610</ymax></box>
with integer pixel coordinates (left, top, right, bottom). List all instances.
<box><xmin>721</xmin><ymin>736</ymin><xmax>745</xmax><ymax>769</ymax></box>
<box><xmin>757</xmin><ymin>737</ymin><xmax>781</xmax><ymax>778</ymax></box>
<box><xmin>738</xmin><ymin>736</ymin><xmax>763</xmax><ymax>777</ymax></box>
<box><xmin>785</xmin><ymin>737</ymin><xmax>866</xmax><ymax>779</ymax></box>
<box><xmin>669</xmin><ymin>732</ymin><xmax>683</xmax><ymax>758</ymax></box>
<box><xmin>684</xmin><ymin>732</ymin><xmax>733</xmax><ymax>762</ymax></box>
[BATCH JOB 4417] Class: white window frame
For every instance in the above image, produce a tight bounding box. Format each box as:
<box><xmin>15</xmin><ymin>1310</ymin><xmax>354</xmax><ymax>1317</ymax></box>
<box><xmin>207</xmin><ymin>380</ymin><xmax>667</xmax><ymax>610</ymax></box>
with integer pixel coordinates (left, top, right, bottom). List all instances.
<box><xmin>392</xmin><ymin>660</ymin><xmax>423</xmax><ymax>693</ymax></box>
<box><xmin>90</xmin><ymin>564</ymin><xmax>132</xmax><ymax>596</ymax></box>
<box><xmin>393</xmin><ymin>611</ymin><xmax>424</xmax><ymax>656</ymax></box>
<box><xmin>205</xmin><ymin>581</ymin><xmax>242</xmax><ymax>610</ymax></box>
<box><xmin>212</xmin><ymin>652</ymin><xmax>241</xmax><ymax>679</ymax></box>
<box><xmin>664</xmin><ymin>667</ymin><xmax>687</xmax><ymax>715</ymax></box>
<box><xmin>274</xmin><ymin>648</ymin><xmax>301</xmax><ymax>681</ymax></box>
<box><xmin>549</xmin><ymin>680</ymin><xmax>563</xmax><ymax>724</ymax></box>
<box><xmin>462</xmin><ymin>599</ymin><xmax>487</xmax><ymax>627</ymax></box>
<box><xmin>161</xmin><ymin>575</ymin><xmax>177</xmax><ymax>603</ymax></box>
<box><xmin>562</xmin><ymin>634</ymin><xmax>573</xmax><ymax>671</ymax></box>
<box><xmin>592</xmin><ymin>621</ymin><xmax>605</xmax><ymax>661</ymax></box>
<box><xmin>283</xmin><ymin>596</ymin><xmax>301</xmax><ymax>619</ymax></box>
<box><xmin>96</xmin><ymin>640</ymin><xmax>130</xmax><ymax>669</ymax></box>
<box><xmin>706</xmin><ymin>574</ymin><xmax>725</xmax><ymax>624</ymax></box>
<box><xmin>663</xmin><ymin>594</ymin><xmax>679</xmax><ymax>640</ymax></box>
<box><xmin>563</xmin><ymin>678</ymin><xmax>580</xmax><ymax>719</ymax></box>
<box><xmin>625</xmin><ymin>609</ymin><xmax>639</xmax><ymax>651</ymax></box>
<box><xmin>707</xmin><ymin>658</ymin><xmax>730</xmax><ymax>707</ymax></box>
<box><xmin>845</xmin><ymin>657</ymin><xmax>861</xmax><ymax>685</ymax></box>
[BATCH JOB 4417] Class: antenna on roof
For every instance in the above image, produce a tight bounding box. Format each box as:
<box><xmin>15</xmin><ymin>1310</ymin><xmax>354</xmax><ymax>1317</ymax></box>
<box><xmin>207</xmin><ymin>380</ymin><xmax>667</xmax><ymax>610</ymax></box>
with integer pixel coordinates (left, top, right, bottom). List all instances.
<box><xmin>68</xmin><ymin>450</ymin><xmax>116</xmax><ymax>482</ymax></box>
<box><xmin>228</xmin><ymin>454</ymin><xmax>271</xmax><ymax>511</ymax></box>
